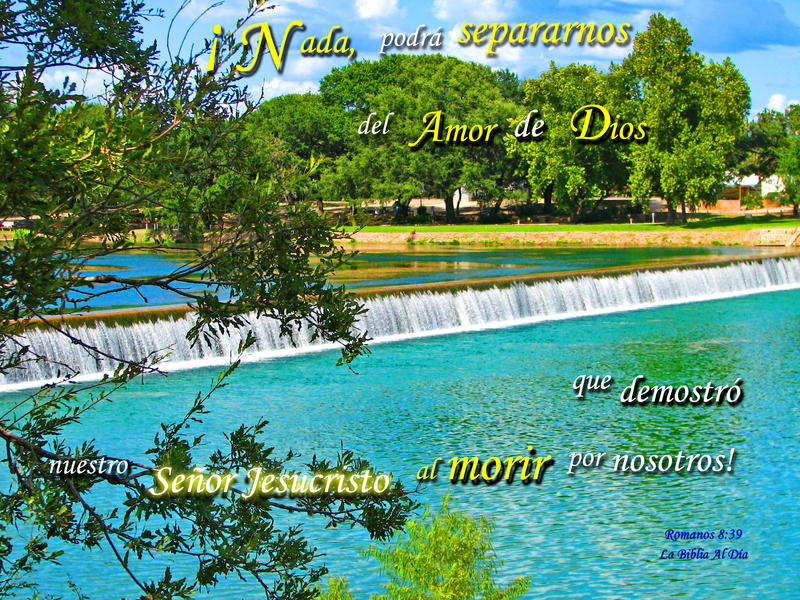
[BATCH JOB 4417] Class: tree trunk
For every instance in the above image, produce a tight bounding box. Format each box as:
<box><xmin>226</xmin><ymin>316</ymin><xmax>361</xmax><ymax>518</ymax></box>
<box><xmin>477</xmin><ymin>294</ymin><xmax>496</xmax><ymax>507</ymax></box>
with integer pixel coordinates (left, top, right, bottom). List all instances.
<box><xmin>543</xmin><ymin>183</ymin><xmax>554</xmax><ymax>214</ymax></box>
<box><xmin>680</xmin><ymin>198</ymin><xmax>688</xmax><ymax>224</ymax></box>
<box><xmin>393</xmin><ymin>198</ymin><xmax>411</xmax><ymax>220</ymax></box>
<box><xmin>455</xmin><ymin>188</ymin><xmax>462</xmax><ymax>216</ymax></box>
<box><xmin>491</xmin><ymin>197</ymin><xmax>502</xmax><ymax>216</ymax></box>
<box><xmin>665</xmin><ymin>201</ymin><xmax>676</xmax><ymax>225</ymax></box>
<box><xmin>443</xmin><ymin>190</ymin><xmax>456</xmax><ymax>224</ymax></box>
<box><xmin>570</xmin><ymin>199</ymin><xmax>582</xmax><ymax>223</ymax></box>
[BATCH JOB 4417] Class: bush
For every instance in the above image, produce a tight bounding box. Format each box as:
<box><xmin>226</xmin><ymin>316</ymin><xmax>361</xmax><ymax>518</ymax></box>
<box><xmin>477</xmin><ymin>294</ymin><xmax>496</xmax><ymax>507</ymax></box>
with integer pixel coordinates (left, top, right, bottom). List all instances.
<box><xmin>477</xmin><ymin>211</ymin><xmax>513</xmax><ymax>224</ymax></box>
<box><xmin>319</xmin><ymin>496</ymin><xmax>529</xmax><ymax>600</ymax></box>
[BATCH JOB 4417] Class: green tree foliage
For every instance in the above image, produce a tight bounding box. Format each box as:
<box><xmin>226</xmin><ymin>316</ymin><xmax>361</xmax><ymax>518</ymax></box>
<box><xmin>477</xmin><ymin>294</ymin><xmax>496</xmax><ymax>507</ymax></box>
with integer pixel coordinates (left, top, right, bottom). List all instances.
<box><xmin>776</xmin><ymin>109</ymin><xmax>800</xmax><ymax>215</ymax></box>
<box><xmin>735</xmin><ymin>105</ymin><xmax>800</xmax><ymax>215</ymax></box>
<box><xmin>244</xmin><ymin>93</ymin><xmax>350</xmax><ymax>210</ymax></box>
<box><xmin>507</xmin><ymin>62</ymin><xmax>628</xmax><ymax>222</ymax></box>
<box><xmin>319</xmin><ymin>55</ymin><xmax>522</xmax><ymax>223</ymax></box>
<box><xmin>617</xmin><ymin>13</ymin><xmax>751</xmax><ymax>222</ymax></box>
<box><xmin>733</xmin><ymin>109</ymin><xmax>790</xmax><ymax>182</ymax></box>
<box><xmin>319</xmin><ymin>496</ymin><xmax>529</xmax><ymax>600</ymax></box>
<box><xmin>0</xmin><ymin>1</ymin><xmax>414</xmax><ymax>598</ymax></box>
<box><xmin>249</xmin><ymin>93</ymin><xmax>349</xmax><ymax>161</ymax></box>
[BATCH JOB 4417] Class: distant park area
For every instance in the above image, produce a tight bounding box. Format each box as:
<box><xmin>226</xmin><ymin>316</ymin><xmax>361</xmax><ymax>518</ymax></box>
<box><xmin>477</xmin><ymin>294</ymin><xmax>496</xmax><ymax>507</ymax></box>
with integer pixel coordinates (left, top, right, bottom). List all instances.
<box><xmin>349</xmin><ymin>214</ymin><xmax>800</xmax><ymax>232</ymax></box>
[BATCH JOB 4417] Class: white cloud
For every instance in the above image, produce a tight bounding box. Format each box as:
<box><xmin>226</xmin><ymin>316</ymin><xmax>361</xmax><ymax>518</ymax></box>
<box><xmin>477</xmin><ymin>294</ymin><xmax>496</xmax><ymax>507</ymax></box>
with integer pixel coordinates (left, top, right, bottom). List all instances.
<box><xmin>557</xmin><ymin>0</ymin><xmax>682</xmax><ymax>5</ymax></box>
<box><xmin>179</xmin><ymin>1</ymin><xmax>323</xmax><ymax>28</ymax></box>
<box><xmin>180</xmin><ymin>0</ymin><xmax>246</xmax><ymax>22</ymax></box>
<box><xmin>434</xmin><ymin>0</ymin><xmax>516</xmax><ymax>22</ymax></box>
<box><xmin>443</xmin><ymin>24</ymin><xmax>572</xmax><ymax>76</ymax></box>
<box><xmin>768</xmin><ymin>93</ymin><xmax>787</xmax><ymax>110</ymax></box>
<box><xmin>767</xmin><ymin>93</ymin><xmax>800</xmax><ymax>112</ymax></box>
<box><xmin>355</xmin><ymin>0</ymin><xmax>398</xmax><ymax>20</ymax></box>
<box><xmin>259</xmin><ymin>78</ymin><xmax>318</xmax><ymax>99</ymax></box>
<box><xmin>182</xmin><ymin>0</ymin><xmax>312</xmax><ymax>20</ymax></box>
<box><xmin>558</xmin><ymin>38</ymin><xmax>632</xmax><ymax>62</ymax></box>
<box><xmin>40</xmin><ymin>68</ymin><xmax>110</xmax><ymax>97</ymax></box>
<box><xmin>268</xmin><ymin>0</ymin><xmax>325</xmax><ymax>22</ymax></box>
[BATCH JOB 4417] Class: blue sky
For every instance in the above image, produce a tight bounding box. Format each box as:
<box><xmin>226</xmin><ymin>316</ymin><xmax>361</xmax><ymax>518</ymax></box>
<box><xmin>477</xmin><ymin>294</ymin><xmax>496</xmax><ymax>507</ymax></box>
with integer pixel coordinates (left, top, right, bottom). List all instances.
<box><xmin>54</xmin><ymin>0</ymin><xmax>800</xmax><ymax>114</ymax></box>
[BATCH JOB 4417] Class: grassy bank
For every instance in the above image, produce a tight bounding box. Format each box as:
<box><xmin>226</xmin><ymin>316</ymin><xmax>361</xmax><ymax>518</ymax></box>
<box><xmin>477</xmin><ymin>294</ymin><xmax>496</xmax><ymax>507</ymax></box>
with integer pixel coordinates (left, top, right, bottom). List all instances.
<box><xmin>345</xmin><ymin>215</ymin><xmax>800</xmax><ymax>248</ymax></box>
<box><xmin>347</xmin><ymin>215</ymin><xmax>800</xmax><ymax>233</ymax></box>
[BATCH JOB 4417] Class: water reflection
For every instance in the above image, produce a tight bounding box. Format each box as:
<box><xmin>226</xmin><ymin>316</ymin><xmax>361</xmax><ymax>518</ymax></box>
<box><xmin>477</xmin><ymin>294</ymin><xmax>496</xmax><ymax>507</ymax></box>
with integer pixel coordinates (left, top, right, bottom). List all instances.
<box><xmin>76</xmin><ymin>246</ymin><xmax>794</xmax><ymax>309</ymax></box>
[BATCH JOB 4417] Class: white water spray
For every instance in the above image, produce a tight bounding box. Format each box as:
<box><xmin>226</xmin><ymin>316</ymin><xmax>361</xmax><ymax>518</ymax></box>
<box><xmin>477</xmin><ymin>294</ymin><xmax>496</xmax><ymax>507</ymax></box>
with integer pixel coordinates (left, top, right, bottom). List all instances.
<box><xmin>4</xmin><ymin>258</ymin><xmax>800</xmax><ymax>391</ymax></box>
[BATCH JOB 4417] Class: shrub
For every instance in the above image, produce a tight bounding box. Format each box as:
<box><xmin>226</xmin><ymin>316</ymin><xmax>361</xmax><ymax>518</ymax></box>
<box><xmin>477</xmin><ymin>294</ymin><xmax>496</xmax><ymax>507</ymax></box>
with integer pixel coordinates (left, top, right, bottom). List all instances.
<box><xmin>320</xmin><ymin>496</ymin><xmax>529</xmax><ymax>600</ymax></box>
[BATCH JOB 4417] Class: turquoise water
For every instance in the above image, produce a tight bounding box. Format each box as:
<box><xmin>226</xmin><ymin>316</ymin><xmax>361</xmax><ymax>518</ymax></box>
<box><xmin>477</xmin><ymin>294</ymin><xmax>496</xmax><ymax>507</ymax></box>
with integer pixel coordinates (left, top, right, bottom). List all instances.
<box><xmin>336</xmin><ymin>245</ymin><xmax>787</xmax><ymax>288</ymax></box>
<box><xmin>3</xmin><ymin>286</ymin><xmax>799</xmax><ymax>598</ymax></box>
<box><xmin>76</xmin><ymin>246</ymin><xmax>785</xmax><ymax>309</ymax></box>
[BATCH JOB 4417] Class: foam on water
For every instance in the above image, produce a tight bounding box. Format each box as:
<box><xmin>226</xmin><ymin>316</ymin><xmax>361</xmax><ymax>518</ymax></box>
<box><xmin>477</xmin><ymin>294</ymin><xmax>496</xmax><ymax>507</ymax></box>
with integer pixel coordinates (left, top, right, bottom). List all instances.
<box><xmin>5</xmin><ymin>257</ymin><xmax>800</xmax><ymax>391</ymax></box>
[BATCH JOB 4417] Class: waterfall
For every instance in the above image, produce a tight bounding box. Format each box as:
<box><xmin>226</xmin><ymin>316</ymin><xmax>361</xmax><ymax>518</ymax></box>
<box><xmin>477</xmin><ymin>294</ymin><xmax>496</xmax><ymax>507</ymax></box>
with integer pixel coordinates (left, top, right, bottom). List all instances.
<box><xmin>4</xmin><ymin>257</ymin><xmax>800</xmax><ymax>391</ymax></box>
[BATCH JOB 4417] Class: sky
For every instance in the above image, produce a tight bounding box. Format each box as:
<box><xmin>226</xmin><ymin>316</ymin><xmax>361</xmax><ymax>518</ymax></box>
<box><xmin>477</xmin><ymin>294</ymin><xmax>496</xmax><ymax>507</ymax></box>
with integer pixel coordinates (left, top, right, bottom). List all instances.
<box><xmin>56</xmin><ymin>0</ymin><xmax>800</xmax><ymax>114</ymax></box>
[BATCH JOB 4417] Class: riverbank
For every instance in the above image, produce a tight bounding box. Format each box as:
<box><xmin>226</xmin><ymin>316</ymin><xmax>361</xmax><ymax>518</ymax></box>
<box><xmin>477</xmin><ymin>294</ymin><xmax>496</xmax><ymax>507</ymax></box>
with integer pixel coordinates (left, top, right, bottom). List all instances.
<box><xmin>350</xmin><ymin>225</ymin><xmax>800</xmax><ymax>247</ymax></box>
<box><xmin>6</xmin><ymin>215</ymin><xmax>800</xmax><ymax>248</ymax></box>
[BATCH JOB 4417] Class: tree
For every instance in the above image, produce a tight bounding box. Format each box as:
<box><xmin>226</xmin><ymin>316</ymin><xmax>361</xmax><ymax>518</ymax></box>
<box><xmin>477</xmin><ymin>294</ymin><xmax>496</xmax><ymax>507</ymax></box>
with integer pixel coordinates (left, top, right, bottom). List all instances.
<box><xmin>507</xmin><ymin>62</ymin><xmax>629</xmax><ymax>222</ymax></box>
<box><xmin>244</xmin><ymin>93</ymin><xmax>350</xmax><ymax>211</ymax></box>
<box><xmin>776</xmin><ymin>127</ymin><xmax>800</xmax><ymax>216</ymax></box>
<box><xmin>732</xmin><ymin>109</ymin><xmax>789</xmax><ymax>183</ymax></box>
<box><xmin>0</xmin><ymin>2</ymin><xmax>414</xmax><ymax>598</ymax></box>
<box><xmin>734</xmin><ymin>105</ymin><xmax>800</xmax><ymax>215</ymax></box>
<box><xmin>320</xmin><ymin>55</ymin><xmax>521</xmax><ymax>223</ymax></box>
<box><xmin>618</xmin><ymin>13</ymin><xmax>750</xmax><ymax>222</ymax></box>
<box><xmin>319</xmin><ymin>496</ymin><xmax>530</xmax><ymax>600</ymax></box>
<box><xmin>249</xmin><ymin>93</ymin><xmax>349</xmax><ymax>161</ymax></box>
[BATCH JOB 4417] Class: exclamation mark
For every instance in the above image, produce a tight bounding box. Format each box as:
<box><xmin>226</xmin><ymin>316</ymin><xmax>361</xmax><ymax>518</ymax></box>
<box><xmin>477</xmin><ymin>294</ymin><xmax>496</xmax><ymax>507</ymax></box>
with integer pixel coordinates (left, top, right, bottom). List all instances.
<box><xmin>727</xmin><ymin>448</ymin><xmax>737</xmax><ymax>472</ymax></box>
<box><xmin>206</xmin><ymin>25</ymin><xmax>222</xmax><ymax>73</ymax></box>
